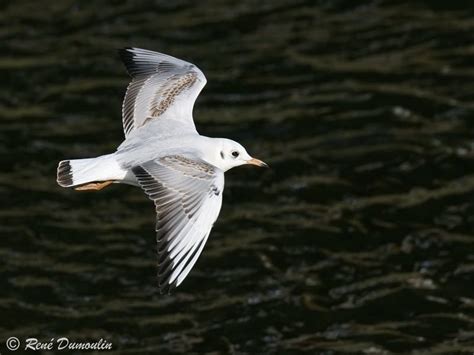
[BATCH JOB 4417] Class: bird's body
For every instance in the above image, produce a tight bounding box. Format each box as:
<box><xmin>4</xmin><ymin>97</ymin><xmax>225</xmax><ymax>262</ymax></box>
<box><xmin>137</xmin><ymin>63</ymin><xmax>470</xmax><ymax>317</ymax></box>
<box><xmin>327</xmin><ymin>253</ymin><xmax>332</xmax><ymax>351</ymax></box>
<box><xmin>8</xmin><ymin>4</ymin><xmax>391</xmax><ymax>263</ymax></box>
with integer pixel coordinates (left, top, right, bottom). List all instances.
<box><xmin>116</xmin><ymin>120</ymin><xmax>233</xmax><ymax>171</ymax></box>
<box><xmin>57</xmin><ymin>48</ymin><xmax>266</xmax><ymax>293</ymax></box>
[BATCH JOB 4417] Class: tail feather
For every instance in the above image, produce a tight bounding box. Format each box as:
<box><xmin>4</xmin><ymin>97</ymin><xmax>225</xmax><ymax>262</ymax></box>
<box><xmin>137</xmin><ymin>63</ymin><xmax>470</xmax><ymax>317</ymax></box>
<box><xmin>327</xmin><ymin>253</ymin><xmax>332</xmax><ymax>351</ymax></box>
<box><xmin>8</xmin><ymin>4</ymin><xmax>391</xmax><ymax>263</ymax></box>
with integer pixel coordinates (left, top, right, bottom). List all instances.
<box><xmin>57</xmin><ymin>160</ymin><xmax>73</xmax><ymax>187</ymax></box>
<box><xmin>57</xmin><ymin>154</ymin><xmax>126</xmax><ymax>188</ymax></box>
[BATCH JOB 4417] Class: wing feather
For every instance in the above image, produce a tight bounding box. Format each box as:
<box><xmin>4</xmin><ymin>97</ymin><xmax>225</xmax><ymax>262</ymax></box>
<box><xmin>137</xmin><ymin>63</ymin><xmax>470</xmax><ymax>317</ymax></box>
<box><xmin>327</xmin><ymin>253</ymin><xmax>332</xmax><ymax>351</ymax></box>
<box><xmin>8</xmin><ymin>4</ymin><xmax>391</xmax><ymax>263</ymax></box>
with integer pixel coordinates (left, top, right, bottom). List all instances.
<box><xmin>119</xmin><ymin>48</ymin><xmax>207</xmax><ymax>137</ymax></box>
<box><xmin>132</xmin><ymin>155</ymin><xmax>223</xmax><ymax>293</ymax></box>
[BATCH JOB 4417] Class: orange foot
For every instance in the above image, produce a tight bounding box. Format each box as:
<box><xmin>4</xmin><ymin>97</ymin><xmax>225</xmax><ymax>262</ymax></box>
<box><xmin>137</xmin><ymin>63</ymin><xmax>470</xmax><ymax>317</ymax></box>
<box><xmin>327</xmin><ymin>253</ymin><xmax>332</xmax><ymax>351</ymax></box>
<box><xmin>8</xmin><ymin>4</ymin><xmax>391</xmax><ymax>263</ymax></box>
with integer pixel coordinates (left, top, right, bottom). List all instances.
<box><xmin>75</xmin><ymin>181</ymin><xmax>113</xmax><ymax>191</ymax></box>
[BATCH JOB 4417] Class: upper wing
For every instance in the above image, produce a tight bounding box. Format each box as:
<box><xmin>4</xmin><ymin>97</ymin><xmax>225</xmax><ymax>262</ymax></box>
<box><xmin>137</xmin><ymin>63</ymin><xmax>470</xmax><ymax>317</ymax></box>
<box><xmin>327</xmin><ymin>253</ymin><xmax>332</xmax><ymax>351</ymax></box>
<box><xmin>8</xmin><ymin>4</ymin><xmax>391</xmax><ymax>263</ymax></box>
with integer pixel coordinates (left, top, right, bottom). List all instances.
<box><xmin>132</xmin><ymin>155</ymin><xmax>224</xmax><ymax>293</ymax></box>
<box><xmin>119</xmin><ymin>47</ymin><xmax>207</xmax><ymax>137</ymax></box>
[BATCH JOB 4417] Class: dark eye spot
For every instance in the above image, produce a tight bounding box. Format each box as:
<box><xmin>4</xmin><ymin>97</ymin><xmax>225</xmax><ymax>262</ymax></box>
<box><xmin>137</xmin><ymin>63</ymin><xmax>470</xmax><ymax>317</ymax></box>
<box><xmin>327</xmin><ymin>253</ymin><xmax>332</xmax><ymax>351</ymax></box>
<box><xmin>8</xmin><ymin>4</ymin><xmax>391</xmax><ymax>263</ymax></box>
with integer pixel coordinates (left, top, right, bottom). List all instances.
<box><xmin>231</xmin><ymin>151</ymin><xmax>239</xmax><ymax>158</ymax></box>
<box><xmin>220</xmin><ymin>151</ymin><xmax>225</xmax><ymax>159</ymax></box>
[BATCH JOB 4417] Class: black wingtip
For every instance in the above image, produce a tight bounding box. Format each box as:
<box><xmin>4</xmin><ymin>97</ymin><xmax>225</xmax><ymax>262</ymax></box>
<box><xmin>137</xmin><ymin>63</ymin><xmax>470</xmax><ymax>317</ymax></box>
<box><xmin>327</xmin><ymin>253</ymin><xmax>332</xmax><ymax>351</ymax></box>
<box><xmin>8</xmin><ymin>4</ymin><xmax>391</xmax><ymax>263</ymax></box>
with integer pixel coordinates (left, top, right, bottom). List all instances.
<box><xmin>158</xmin><ymin>279</ymin><xmax>178</xmax><ymax>295</ymax></box>
<box><xmin>117</xmin><ymin>47</ymin><xmax>133</xmax><ymax>57</ymax></box>
<box><xmin>157</xmin><ymin>254</ymin><xmax>177</xmax><ymax>295</ymax></box>
<box><xmin>117</xmin><ymin>47</ymin><xmax>135</xmax><ymax>77</ymax></box>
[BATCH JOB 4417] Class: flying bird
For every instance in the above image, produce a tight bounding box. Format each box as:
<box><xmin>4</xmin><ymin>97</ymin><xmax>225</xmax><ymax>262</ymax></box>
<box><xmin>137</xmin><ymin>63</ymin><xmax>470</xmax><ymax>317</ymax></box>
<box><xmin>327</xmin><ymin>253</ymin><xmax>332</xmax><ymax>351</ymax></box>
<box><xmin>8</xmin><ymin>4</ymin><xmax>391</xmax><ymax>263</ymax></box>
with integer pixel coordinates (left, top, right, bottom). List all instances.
<box><xmin>57</xmin><ymin>48</ymin><xmax>267</xmax><ymax>293</ymax></box>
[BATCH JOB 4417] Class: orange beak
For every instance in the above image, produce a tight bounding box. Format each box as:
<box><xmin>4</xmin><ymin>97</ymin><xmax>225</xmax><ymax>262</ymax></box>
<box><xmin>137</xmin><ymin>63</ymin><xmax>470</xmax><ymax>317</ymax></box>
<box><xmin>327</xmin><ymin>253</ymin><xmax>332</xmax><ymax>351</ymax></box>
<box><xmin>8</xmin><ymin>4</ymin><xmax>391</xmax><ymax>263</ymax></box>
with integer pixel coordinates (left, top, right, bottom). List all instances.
<box><xmin>246</xmin><ymin>158</ymin><xmax>269</xmax><ymax>168</ymax></box>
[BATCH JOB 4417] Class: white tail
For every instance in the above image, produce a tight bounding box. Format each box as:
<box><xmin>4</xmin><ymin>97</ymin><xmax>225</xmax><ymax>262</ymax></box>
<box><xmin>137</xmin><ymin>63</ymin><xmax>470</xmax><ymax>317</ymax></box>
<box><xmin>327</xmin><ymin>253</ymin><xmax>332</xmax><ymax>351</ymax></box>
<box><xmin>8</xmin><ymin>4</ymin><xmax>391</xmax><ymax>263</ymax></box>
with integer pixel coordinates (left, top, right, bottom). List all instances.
<box><xmin>57</xmin><ymin>154</ymin><xmax>126</xmax><ymax>188</ymax></box>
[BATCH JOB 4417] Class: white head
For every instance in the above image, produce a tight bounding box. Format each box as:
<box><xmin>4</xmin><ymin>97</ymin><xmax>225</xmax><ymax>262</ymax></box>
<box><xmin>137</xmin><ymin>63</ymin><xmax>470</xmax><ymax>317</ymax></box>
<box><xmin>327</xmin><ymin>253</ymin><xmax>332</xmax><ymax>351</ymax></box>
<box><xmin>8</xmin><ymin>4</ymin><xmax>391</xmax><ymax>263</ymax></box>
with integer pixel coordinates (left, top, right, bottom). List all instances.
<box><xmin>206</xmin><ymin>138</ymin><xmax>268</xmax><ymax>172</ymax></box>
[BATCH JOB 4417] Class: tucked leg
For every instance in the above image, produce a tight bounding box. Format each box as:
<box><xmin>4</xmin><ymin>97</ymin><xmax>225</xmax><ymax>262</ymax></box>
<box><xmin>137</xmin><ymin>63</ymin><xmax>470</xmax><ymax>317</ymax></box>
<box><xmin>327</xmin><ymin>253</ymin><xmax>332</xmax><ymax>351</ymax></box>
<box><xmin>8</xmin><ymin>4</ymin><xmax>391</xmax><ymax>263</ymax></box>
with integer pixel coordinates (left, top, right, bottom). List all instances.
<box><xmin>75</xmin><ymin>181</ymin><xmax>113</xmax><ymax>191</ymax></box>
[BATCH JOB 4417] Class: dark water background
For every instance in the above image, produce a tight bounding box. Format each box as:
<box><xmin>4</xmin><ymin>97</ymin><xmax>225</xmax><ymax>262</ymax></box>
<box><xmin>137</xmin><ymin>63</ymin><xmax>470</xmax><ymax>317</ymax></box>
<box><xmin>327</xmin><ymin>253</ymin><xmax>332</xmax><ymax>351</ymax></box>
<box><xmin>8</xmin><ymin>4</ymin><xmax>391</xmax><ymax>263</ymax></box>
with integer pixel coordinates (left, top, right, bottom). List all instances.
<box><xmin>2</xmin><ymin>0</ymin><xmax>474</xmax><ymax>354</ymax></box>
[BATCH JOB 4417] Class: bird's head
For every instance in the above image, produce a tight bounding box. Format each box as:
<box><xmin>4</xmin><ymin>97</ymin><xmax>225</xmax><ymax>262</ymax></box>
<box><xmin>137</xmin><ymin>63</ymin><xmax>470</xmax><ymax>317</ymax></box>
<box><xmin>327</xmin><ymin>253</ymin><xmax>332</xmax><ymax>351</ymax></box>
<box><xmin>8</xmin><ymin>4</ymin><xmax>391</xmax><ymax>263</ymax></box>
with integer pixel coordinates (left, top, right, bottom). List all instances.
<box><xmin>211</xmin><ymin>138</ymin><xmax>268</xmax><ymax>172</ymax></box>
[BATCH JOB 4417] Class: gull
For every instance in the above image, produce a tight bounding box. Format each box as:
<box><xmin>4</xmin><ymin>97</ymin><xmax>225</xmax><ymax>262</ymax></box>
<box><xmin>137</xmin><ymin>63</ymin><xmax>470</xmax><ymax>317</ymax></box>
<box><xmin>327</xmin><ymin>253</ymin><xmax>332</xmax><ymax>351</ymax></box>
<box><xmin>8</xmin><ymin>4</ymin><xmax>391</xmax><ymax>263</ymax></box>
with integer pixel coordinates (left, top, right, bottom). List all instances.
<box><xmin>56</xmin><ymin>48</ymin><xmax>267</xmax><ymax>293</ymax></box>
